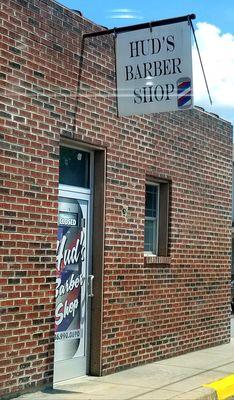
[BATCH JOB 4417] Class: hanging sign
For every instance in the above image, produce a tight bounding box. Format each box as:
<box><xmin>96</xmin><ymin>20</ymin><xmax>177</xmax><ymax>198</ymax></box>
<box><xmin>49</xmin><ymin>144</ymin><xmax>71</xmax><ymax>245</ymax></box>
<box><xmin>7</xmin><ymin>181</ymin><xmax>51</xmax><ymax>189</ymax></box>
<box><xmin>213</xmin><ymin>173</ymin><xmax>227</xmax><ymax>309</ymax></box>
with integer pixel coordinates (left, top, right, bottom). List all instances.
<box><xmin>115</xmin><ymin>20</ymin><xmax>193</xmax><ymax>117</ymax></box>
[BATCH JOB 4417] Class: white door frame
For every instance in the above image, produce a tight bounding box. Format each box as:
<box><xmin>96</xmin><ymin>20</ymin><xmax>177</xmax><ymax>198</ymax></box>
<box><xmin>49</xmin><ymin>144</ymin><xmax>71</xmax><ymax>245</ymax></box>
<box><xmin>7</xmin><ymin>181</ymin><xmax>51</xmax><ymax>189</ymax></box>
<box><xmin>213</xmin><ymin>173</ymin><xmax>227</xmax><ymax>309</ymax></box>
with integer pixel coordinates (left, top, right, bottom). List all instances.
<box><xmin>53</xmin><ymin>147</ymin><xmax>94</xmax><ymax>384</ymax></box>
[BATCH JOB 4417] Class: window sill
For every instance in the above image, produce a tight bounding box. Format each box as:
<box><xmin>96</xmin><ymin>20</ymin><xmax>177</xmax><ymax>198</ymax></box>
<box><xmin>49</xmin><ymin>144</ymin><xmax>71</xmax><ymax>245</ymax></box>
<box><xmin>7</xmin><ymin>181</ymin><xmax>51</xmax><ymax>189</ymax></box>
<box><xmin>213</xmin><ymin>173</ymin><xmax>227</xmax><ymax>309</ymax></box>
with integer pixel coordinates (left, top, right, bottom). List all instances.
<box><xmin>144</xmin><ymin>255</ymin><xmax>171</xmax><ymax>265</ymax></box>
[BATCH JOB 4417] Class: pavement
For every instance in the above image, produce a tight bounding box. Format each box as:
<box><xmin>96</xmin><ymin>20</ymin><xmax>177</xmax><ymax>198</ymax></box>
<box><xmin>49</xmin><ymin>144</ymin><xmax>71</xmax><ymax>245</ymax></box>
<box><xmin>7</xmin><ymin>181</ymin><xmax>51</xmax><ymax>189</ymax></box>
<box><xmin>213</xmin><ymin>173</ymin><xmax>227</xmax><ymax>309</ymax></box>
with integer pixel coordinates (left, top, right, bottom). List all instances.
<box><xmin>14</xmin><ymin>317</ymin><xmax>234</xmax><ymax>400</ymax></box>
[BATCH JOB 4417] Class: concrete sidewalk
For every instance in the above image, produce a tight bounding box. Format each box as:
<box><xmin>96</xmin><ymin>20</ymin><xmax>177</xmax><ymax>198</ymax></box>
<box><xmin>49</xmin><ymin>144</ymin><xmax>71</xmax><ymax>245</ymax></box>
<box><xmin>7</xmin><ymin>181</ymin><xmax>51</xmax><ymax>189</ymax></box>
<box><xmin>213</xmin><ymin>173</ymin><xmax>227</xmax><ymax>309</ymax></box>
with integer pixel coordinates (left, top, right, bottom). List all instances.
<box><xmin>15</xmin><ymin>339</ymin><xmax>234</xmax><ymax>400</ymax></box>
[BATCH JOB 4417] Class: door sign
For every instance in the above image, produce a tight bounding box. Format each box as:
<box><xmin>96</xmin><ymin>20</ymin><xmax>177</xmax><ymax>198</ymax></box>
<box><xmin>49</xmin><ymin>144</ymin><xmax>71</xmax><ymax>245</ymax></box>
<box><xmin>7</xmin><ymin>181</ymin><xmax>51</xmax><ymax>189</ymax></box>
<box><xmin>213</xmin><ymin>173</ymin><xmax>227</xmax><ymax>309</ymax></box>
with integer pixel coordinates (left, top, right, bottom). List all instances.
<box><xmin>54</xmin><ymin>197</ymin><xmax>87</xmax><ymax>363</ymax></box>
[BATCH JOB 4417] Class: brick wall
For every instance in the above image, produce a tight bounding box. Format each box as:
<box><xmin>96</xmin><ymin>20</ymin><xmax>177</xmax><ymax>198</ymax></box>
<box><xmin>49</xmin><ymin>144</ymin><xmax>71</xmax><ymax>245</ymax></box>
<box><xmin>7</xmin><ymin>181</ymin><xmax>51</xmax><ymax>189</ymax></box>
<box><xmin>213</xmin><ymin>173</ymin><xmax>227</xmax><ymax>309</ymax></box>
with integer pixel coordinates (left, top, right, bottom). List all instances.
<box><xmin>0</xmin><ymin>0</ymin><xmax>232</xmax><ymax>398</ymax></box>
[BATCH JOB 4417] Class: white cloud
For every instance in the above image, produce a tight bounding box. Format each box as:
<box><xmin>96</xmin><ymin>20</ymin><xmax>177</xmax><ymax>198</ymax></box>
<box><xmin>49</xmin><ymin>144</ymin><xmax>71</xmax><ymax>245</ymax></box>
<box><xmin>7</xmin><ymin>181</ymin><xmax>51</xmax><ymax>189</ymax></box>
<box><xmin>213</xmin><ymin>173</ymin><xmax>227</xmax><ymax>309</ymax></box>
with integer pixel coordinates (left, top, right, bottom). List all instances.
<box><xmin>108</xmin><ymin>9</ymin><xmax>143</xmax><ymax>20</ymax></box>
<box><xmin>109</xmin><ymin>14</ymin><xmax>142</xmax><ymax>20</ymax></box>
<box><xmin>110</xmin><ymin>9</ymin><xmax>133</xmax><ymax>13</ymax></box>
<box><xmin>193</xmin><ymin>22</ymin><xmax>234</xmax><ymax>125</ymax></box>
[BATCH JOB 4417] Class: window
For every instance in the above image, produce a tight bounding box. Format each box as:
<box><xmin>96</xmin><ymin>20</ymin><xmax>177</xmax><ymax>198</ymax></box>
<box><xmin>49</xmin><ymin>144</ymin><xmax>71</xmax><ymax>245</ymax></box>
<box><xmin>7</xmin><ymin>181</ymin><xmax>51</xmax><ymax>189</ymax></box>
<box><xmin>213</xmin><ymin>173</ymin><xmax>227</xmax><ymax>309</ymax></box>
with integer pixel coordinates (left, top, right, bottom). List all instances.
<box><xmin>59</xmin><ymin>146</ymin><xmax>90</xmax><ymax>188</ymax></box>
<box><xmin>144</xmin><ymin>184</ymin><xmax>159</xmax><ymax>253</ymax></box>
<box><xmin>144</xmin><ymin>180</ymin><xmax>169</xmax><ymax>256</ymax></box>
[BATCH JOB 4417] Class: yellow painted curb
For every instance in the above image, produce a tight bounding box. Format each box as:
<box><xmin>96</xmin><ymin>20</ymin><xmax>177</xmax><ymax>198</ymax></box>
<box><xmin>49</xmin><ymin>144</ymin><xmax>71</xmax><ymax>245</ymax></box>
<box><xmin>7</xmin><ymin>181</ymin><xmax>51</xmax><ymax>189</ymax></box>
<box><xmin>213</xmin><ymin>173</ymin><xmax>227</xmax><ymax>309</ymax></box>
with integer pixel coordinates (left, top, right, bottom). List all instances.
<box><xmin>203</xmin><ymin>374</ymin><xmax>234</xmax><ymax>400</ymax></box>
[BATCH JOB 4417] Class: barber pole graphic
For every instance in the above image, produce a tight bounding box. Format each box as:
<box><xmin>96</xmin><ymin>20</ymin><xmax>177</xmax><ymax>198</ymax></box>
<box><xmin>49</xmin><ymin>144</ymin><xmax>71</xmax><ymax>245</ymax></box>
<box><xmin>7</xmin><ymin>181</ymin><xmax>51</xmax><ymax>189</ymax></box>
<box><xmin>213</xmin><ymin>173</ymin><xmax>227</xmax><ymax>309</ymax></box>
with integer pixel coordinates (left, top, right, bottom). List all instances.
<box><xmin>177</xmin><ymin>77</ymin><xmax>192</xmax><ymax>109</ymax></box>
<box><xmin>54</xmin><ymin>198</ymin><xmax>85</xmax><ymax>362</ymax></box>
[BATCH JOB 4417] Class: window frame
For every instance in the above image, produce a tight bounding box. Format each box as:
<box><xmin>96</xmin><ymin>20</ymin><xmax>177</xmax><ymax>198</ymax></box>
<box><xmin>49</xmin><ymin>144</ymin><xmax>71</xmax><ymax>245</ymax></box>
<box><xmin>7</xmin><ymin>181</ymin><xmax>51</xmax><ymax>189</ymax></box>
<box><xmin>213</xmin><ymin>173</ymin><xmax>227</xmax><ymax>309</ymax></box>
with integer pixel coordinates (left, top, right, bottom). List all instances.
<box><xmin>144</xmin><ymin>182</ymin><xmax>160</xmax><ymax>255</ymax></box>
<box><xmin>144</xmin><ymin>178</ymin><xmax>170</xmax><ymax>257</ymax></box>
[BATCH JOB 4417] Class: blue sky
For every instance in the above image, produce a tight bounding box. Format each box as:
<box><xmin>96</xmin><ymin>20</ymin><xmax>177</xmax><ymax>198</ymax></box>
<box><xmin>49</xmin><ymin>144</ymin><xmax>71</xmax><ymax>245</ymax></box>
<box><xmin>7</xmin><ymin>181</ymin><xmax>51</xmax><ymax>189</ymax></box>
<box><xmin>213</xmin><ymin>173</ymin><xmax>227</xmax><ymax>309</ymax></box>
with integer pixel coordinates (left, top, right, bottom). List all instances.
<box><xmin>57</xmin><ymin>0</ymin><xmax>234</xmax><ymax>127</ymax></box>
<box><xmin>58</xmin><ymin>0</ymin><xmax>234</xmax><ymax>32</ymax></box>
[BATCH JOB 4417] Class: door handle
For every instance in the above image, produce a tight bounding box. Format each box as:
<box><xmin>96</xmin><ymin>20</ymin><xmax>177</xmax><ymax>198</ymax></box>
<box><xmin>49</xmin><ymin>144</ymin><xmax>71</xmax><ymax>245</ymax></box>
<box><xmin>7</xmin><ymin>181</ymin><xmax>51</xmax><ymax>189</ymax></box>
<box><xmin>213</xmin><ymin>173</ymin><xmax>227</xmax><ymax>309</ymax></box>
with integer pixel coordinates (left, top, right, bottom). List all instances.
<box><xmin>88</xmin><ymin>275</ymin><xmax>94</xmax><ymax>297</ymax></box>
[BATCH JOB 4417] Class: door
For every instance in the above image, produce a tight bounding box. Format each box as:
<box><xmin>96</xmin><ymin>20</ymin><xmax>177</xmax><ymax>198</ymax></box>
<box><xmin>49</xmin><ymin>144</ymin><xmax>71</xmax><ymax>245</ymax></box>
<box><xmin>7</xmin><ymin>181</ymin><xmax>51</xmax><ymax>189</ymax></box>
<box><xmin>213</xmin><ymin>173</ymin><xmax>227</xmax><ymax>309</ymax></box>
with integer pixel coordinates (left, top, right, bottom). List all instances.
<box><xmin>54</xmin><ymin>146</ymin><xmax>93</xmax><ymax>383</ymax></box>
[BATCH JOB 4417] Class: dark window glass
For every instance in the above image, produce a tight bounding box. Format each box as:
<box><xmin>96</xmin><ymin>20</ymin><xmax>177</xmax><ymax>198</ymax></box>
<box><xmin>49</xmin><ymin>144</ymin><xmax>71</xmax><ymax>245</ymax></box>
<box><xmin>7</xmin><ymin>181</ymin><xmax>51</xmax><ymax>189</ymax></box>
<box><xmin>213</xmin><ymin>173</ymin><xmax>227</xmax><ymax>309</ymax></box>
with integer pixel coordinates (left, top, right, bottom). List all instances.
<box><xmin>145</xmin><ymin>185</ymin><xmax>158</xmax><ymax>218</ymax></box>
<box><xmin>59</xmin><ymin>146</ymin><xmax>90</xmax><ymax>188</ymax></box>
<box><xmin>144</xmin><ymin>184</ymin><xmax>159</xmax><ymax>253</ymax></box>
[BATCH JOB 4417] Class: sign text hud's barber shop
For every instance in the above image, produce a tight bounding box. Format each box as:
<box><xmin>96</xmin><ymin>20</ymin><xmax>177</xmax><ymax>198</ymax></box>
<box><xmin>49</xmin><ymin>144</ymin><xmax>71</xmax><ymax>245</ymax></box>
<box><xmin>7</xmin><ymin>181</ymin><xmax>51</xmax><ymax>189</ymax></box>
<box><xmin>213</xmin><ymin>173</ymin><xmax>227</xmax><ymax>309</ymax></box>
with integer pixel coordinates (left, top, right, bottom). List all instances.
<box><xmin>116</xmin><ymin>21</ymin><xmax>193</xmax><ymax>116</ymax></box>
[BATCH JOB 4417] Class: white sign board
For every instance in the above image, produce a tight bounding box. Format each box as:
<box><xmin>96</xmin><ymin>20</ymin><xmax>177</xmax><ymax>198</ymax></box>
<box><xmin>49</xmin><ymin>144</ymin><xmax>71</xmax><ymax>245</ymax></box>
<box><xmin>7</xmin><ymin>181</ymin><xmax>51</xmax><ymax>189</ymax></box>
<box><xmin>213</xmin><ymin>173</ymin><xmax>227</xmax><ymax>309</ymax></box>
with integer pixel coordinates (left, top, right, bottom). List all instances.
<box><xmin>115</xmin><ymin>21</ymin><xmax>193</xmax><ymax>117</ymax></box>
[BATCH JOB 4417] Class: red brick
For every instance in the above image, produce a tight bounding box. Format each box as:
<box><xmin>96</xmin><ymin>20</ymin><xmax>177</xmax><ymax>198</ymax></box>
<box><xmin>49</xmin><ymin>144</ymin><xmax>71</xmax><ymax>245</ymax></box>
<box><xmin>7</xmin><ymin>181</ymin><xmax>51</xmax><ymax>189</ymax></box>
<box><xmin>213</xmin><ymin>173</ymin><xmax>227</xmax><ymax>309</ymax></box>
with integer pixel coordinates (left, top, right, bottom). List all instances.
<box><xmin>0</xmin><ymin>0</ymin><xmax>232</xmax><ymax>398</ymax></box>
